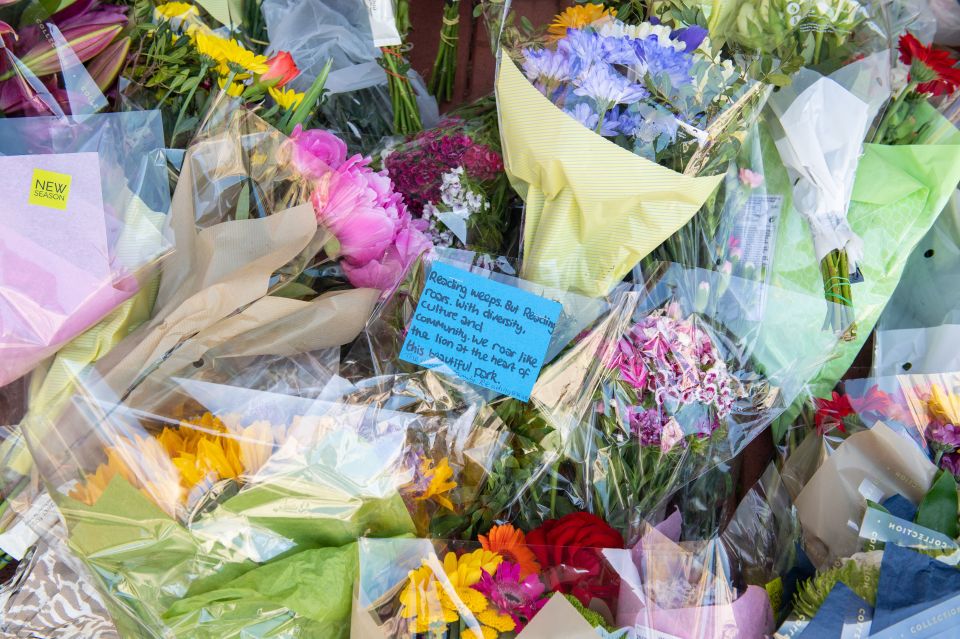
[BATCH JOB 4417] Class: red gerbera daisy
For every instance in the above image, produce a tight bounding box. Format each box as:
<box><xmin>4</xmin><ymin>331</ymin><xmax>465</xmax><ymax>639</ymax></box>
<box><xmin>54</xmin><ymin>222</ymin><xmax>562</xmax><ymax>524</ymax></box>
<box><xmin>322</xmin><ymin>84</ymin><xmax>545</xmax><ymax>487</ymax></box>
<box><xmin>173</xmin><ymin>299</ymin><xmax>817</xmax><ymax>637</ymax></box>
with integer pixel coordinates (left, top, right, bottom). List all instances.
<box><xmin>898</xmin><ymin>33</ymin><xmax>960</xmax><ymax>97</ymax></box>
<box><xmin>814</xmin><ymin>391</ymin><xmax>854</xmax><ymax>435</ymax></box>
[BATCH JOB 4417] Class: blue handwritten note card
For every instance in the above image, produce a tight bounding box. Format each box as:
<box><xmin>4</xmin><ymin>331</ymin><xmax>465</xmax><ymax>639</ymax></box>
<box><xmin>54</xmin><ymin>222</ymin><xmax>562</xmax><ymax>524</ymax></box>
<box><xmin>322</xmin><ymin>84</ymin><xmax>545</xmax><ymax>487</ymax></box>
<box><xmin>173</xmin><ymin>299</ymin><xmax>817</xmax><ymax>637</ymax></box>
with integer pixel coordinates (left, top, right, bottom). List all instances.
<box><xmin>400</xmin><ymin>262</ymin><xmax>562</xmax><ymax>401</ymax></box>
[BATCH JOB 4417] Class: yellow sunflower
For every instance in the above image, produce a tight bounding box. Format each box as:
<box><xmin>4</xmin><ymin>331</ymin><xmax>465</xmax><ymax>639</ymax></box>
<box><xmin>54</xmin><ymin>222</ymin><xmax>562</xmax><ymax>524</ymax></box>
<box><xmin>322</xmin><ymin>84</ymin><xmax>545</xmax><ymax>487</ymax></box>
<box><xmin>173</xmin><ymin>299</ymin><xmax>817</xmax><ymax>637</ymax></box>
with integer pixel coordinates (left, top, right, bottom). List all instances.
<box><xmin>548</xmin><ymin>3</ymin><xmax>616</xmax><ymax>40</ymax></box>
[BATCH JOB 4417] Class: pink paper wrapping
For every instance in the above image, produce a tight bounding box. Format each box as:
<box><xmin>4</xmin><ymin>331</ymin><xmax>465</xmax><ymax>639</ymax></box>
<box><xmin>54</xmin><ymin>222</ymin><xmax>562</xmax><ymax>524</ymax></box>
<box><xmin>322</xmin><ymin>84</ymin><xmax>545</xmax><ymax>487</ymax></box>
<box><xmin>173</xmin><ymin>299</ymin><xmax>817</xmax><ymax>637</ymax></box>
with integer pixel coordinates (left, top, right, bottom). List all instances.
<box><xmin>611</xmin><ymin>511</ymin><xmax>774</xmax><ymax>639</ymax></box>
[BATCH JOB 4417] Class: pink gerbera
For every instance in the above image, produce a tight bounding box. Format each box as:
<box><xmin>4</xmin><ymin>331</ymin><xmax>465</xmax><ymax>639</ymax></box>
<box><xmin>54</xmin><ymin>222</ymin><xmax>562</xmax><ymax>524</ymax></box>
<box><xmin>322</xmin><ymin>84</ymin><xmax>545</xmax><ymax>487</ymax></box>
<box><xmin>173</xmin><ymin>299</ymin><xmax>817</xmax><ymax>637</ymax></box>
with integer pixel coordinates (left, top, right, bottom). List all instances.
<box><xmin>472</xmin><ymin>562</ymin><xmax>549</xmax><ymax>630</ymax></box>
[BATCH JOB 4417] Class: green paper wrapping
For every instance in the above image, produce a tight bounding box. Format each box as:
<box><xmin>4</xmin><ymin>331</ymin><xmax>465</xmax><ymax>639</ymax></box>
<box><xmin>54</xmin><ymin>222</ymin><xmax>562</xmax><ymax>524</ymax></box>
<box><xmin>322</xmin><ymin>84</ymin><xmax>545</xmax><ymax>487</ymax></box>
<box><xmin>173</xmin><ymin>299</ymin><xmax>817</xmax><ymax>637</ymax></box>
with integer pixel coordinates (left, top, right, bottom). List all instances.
<box><xmin>164</xmin><ymin>545</ymin><xmax>359</xmax><ymax>639</ymax></box>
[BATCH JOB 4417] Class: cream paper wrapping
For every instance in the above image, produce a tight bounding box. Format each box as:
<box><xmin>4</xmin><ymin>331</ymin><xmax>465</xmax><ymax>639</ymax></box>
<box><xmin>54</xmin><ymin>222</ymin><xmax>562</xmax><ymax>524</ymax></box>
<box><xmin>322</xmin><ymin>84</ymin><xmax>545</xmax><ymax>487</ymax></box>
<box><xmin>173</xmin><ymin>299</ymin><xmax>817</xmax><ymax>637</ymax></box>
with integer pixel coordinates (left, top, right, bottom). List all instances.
<box><xmin>794</xmin><ymin>422</ymin><xmax>937</xmax><ymax>569</ymax></box>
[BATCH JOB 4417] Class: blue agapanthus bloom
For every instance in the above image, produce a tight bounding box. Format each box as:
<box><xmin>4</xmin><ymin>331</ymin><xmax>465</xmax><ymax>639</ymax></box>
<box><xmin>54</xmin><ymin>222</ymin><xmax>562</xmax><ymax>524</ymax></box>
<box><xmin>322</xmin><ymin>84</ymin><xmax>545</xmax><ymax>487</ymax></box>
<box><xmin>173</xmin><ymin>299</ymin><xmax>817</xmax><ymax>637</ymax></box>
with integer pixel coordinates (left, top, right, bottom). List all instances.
<box><xmin>573</xmin><ymin>63</ymin><xmax>648</xmax><ymax>110</ymax></box>
<box><xmin>634</xmin><ymin>35</ymin><xmax>694</xmax><ymax>88</ymax></box>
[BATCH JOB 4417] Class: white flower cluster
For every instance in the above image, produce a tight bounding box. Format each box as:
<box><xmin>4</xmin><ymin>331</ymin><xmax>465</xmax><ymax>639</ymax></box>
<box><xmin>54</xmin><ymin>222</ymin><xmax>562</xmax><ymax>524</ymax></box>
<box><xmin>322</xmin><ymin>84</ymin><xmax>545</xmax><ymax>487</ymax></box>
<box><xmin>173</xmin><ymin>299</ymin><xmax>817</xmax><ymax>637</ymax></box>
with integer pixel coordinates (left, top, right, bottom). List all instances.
<box><xmin>420</xmin><ymin>166</ymin><xmax>489</xmax><ymax>248</ymax></box>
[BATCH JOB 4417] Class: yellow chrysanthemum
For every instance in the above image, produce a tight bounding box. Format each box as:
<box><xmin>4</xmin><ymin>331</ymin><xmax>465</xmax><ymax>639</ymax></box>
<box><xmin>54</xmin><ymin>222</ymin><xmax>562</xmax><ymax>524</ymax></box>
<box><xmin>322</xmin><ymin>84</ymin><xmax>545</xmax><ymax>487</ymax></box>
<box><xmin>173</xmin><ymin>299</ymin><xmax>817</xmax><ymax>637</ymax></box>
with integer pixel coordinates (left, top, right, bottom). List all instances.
<box><xmin>268</xmin><ymin>85</ymin><xmax>304</xmax><ymax>110</ymax></box>
<box><xmin>70</xmin><ymin>447</ymin><xmax>133</xmax><ymax>505</ymax></box>
<box><xmin>478</xmin><ymin>608</ymin><xmax>515</xmax><ymax>633</ymax></box>
<box><xmin>414</xmin><ymin>457</ymin><xmax>458</xmax><ymax>510</ymax></box>
<box><xmin>398</xmin><ymin>551</ymin><xmax>505</xmax><ymax>637</ymax></box>
<box><xmin>929</xmin><ymin>385</ymin><xmax>960</xmax><ymax>425</ymax></box>
<box><xmin>548</xmin><ymin>3</ymin><xmax>616</xmax><ymax>40</ymax></box>
<box><xmin>155</xmin><ymin>1</ymin><xmax>198</xmax><ymax>20</ymax></box>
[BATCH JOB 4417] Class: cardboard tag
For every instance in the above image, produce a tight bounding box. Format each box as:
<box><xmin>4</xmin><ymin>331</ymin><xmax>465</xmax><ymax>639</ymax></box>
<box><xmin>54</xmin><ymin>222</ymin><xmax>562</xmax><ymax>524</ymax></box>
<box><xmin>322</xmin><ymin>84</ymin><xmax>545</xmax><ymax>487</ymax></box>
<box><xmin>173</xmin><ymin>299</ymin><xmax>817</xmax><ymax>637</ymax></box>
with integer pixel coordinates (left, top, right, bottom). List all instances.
<box><xmin>400</xmin><ymin>262</ymin><xmax>561</xmax><ymax>401</ymax></box>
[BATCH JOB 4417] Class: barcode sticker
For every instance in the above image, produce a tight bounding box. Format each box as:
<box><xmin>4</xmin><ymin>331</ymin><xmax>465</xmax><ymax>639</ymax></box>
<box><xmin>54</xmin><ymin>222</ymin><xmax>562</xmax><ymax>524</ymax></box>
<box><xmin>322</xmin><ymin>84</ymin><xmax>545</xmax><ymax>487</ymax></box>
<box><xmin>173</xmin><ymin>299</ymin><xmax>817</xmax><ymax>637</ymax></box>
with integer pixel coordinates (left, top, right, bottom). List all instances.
<box><xmin>734</xmin><ymin>194</ymin><xmax>782</xmax><ymax>271</ymax></box>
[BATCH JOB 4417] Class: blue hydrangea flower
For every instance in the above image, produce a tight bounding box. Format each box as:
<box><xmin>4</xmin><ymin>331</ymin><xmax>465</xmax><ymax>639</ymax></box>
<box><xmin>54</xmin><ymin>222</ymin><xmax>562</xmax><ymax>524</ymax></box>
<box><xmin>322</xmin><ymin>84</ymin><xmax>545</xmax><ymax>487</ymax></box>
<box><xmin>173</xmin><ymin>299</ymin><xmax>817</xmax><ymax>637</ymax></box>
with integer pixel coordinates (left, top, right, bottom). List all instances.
<box><xmin>634</xmin><ymin>35</ymin><xmax>694</xmax><ymax>87</ymax></box>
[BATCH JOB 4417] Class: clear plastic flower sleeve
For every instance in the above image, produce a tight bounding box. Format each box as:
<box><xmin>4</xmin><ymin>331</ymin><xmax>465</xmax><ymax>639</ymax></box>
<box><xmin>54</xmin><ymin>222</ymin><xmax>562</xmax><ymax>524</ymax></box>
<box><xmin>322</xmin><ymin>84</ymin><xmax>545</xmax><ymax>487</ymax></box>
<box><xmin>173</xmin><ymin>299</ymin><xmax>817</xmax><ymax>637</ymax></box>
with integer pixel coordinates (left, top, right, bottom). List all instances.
<box><xmin>518</xmin><ymin>264</ymin><xmax>846</xmax><ymax>541</ymax></box>
<box><xmin>0</xmin><ymin>27</ymin><xmax>171</xmax><ymax>386</ymax></box>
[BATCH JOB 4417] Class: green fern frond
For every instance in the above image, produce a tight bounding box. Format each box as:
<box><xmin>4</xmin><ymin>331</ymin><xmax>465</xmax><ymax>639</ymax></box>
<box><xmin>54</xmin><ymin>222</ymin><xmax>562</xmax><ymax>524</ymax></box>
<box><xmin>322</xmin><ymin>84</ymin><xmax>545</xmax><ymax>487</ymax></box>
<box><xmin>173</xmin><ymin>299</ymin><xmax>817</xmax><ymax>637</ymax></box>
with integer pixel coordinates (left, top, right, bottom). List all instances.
<box><xmin>792</xmin><ymin>559</ymin><xmax>879</xmax><ymax>619</ymax></box>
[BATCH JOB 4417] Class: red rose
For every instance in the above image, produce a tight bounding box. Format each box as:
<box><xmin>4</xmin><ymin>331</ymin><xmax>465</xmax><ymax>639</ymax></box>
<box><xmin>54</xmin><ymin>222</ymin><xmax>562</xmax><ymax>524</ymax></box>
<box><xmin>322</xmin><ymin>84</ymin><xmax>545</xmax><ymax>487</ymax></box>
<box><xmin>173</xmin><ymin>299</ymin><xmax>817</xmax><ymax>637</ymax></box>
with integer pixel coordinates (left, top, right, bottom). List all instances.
<box><xmin>526</xmin><ymin>512</ymin><xmax>624</xmax><ymax>609</ymax></box>
<box><xmin>262</xmin><ymin>51</ymin><xmax>300</xmax><ymax>88</ymax></box>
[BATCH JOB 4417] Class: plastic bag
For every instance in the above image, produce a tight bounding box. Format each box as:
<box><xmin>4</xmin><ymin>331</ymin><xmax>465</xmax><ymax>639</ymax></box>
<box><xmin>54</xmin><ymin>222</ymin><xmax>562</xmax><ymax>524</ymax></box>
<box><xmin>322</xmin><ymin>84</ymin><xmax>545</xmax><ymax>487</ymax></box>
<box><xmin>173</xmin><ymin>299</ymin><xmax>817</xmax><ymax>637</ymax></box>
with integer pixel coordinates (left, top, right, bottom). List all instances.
<box><xmin>486</xmin><ymin>0</ymin><xmax>773</xmax><ymax>296</ymax></box>
<box><xmin>261</xmin><ymin>0</ymin><xmax>438</xmax><ymax>153</ymax></box>
<box><xmin>0</xmin><ymin>25</ymin><xmax>172</xmax><ymax>387</ymax></box>
<box><xmin>516</xmin><ymin>264</ymin><xmax>845</xmax><ymax>541</ymax></box>
<box><xmin>874</xmin><ymin>189</ymin><xmax>960</xmax><ymax>375</ymax></box>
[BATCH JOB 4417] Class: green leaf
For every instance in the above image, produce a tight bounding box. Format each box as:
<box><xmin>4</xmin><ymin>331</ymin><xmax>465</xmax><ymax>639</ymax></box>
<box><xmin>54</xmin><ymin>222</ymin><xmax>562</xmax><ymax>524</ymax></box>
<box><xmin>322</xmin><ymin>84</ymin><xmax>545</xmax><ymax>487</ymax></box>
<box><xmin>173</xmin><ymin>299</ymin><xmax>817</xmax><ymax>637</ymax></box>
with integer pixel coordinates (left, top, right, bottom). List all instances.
<box><xmin>766</xmin><ymin>73</ymin><xmax>792</xmax><ymax>87</ymax></box>
<box><xmin>272</xmin><ymin>282</ymin><xmax>316</xmax><ymax>300</ymax></box>
<box><xmin>915</xmin><ymin>471</ymin><xmax>959</xmax><ymax>538</ymax></box>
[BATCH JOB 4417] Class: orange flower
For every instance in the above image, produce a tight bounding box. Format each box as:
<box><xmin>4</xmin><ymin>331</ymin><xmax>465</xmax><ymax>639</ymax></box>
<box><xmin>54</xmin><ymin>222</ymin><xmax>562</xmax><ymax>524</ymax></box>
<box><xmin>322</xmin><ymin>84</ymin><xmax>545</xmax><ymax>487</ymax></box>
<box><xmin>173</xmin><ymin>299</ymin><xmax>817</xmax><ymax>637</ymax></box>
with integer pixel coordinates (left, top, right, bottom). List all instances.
<box><xmin>479</xmin><ymin>524</ymin><xmax>540</xmax><ymax>577</ymax></box>
<box><xmin>548</xmin><ymin>4</ymin><xmax>616</xmax><ymax>41</ymax></box>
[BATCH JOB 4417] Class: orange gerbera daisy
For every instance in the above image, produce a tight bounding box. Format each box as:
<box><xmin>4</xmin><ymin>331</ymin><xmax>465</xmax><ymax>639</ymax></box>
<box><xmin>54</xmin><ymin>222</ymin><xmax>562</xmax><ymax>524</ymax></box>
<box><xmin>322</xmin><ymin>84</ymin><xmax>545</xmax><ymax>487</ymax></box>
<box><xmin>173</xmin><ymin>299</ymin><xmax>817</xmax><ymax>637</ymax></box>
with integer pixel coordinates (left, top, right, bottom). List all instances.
<box><xmin>548</xmin><ymin>3</ymin><xmax>616</xmax><ymax>40</ymax></box>
<box><xmin>479</xmin><ymin>524</ymin><xmax>541</xmax><ymax>577</ymax></box>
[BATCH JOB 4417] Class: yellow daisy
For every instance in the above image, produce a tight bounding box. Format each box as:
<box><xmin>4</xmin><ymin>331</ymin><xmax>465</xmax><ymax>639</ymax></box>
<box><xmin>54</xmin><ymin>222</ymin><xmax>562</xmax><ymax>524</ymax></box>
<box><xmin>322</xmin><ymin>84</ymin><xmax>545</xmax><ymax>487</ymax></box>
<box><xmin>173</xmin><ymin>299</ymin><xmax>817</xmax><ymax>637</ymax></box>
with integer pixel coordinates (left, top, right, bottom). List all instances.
<box><xmin>218</xmin><ymin>76</ymin><xmax>246</xmax><ymax>97</ymax></box>
<box><xmin>398</xmin><ymin>550</ymin><xmax>505</xmax><ymax>637</ymax></box>
<box><xmin>548</xmin><ymin>3</ymin><xmax>616</xmax><ymax>40</ymax></box>
<box><xmin>929</xmin><ymin>385</ymin><xmax>960</xmax><ymax>425</ymax></box>
<box><xmin>155</xmin><ymin>1</ymin><xmax>199</xmax><ymax>24</ymax></box>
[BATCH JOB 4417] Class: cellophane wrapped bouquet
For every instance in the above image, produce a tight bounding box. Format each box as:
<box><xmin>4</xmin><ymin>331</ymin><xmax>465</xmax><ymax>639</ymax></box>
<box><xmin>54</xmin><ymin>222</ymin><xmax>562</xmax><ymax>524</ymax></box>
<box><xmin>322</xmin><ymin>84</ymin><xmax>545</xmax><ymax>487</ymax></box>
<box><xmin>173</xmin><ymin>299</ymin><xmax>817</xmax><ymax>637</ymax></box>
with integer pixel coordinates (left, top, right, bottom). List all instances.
<box><xmin>505</xmin><ymin>264</ymin><xmax>846</xmax><ymax>541</ymax></box>
<box><xmin>490</xmin><ymin>1</ymin><xmax>770</xmax><ymax>296</ymax></box>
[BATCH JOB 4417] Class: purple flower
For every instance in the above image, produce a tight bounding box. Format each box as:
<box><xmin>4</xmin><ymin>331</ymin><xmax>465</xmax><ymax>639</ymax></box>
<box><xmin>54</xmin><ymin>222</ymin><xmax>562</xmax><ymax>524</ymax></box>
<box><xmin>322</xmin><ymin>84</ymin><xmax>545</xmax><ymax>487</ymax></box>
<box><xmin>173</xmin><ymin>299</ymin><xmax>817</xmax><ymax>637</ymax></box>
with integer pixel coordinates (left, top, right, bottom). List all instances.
<box><xmin>630</xmin><ymin>407</ymin><xmax>663</xmax><ymax>446</ymax></box>
<box><xmin>472</xmin><ymin>562</ymin><xmax>549</xmax><ymax>630</ymax></box>
<box><xmin>671</xmin><ymin>25</ymin><xmax>708</xmax><ymax>52</ymax></box>
<box><xmin>634</xmin><ymin>35</ymin><xmax>693</xmax><ymax>87</ymax></box>
<box><xmin>521</xmin><ymin>47</ymin><xmax>578</xmax><ymax>84</ymax></box>
<box><xmin>565</xmin><ymin>101</ymin><xmax>600</xmax><ymax>130</ymax></box>
<box><xmin>941</xmin><ymin>452</ymin><xmax>960</xmax><ymax>478</ymax></box>
<box><xmin>930</xmin><ymin>422</ymin><xmax>960</xmax><ymax>448</ymax></box>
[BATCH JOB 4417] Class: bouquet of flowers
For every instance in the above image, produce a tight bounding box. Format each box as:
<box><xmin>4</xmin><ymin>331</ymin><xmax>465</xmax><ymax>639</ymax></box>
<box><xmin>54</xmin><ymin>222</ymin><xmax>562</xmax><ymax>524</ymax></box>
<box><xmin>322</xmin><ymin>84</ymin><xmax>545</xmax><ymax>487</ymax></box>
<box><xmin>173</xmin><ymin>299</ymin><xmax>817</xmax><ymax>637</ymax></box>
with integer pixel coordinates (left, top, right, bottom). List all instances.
<box><xmin>383</xmin><ymin>101</ymin><xmax>515</xmax><ymax>256</ymax></box>
<box><xmin>122</xmin><ymin>0</ymin><xmax>331</xmax><ymax>147</ymax></box>
<box><xmin>491</xmin><ymin>2</ymin><xmax>771</xmax><ymax>296</ymax></box>
<box><xmin>0</xmin><ymin>0</ymin><xmax>130</xmax><ymax>116</ymax></box>
<box><xmin>0</xmin><ymin>29</ymin><xmax>171</xmax><ymax>387</ymax></box>
<box><xmin>21</xmin><ymin>288</ymin><xmax>512</xmax><ymax>637</ymax></box>
<box><xmin>483</xmin><ymin>264</ymin><xmax>843</xmax><ymax>541</ymax></box>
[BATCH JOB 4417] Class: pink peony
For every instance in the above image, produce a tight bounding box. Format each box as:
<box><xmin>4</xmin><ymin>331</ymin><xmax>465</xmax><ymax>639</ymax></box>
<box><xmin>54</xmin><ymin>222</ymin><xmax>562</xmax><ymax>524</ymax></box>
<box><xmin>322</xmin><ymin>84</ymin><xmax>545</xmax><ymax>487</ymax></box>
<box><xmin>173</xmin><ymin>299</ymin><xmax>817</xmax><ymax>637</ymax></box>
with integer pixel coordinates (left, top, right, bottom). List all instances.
<box><xmin>291</xmin><ymin>124</ymin><xmax>348</xmax><ymax>176</ymax></box>
<box><xmin>311</xmin><ymin>155</ymin><xmax>405</xmax><ymax>266</ymax></box>
<box><xmin>341</xmin><ymin>219</ymin><xmax>432</xmax><ymax>291</ymax></box>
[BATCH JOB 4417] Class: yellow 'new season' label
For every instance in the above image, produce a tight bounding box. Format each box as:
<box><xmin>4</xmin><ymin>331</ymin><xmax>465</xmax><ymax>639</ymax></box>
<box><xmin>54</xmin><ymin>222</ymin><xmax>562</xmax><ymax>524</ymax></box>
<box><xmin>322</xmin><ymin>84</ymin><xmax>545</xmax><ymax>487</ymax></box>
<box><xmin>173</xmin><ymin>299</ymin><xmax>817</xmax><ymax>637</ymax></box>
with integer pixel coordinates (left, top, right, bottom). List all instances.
<box><xmin>29</xmin><ymin>168</ymin><xmax>72</xmax><ymax>210</ymax></box>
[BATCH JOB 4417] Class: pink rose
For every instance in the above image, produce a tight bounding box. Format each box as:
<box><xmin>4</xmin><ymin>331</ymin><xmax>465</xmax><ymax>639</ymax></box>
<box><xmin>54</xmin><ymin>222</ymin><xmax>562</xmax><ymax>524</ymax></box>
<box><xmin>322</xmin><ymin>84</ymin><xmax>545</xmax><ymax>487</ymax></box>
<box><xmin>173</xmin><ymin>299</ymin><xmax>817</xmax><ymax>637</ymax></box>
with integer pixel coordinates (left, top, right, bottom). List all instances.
<box><xmin>291</xmin><ymin>125</ymin><xmax>348</xmax><ymax>177</ymax></box>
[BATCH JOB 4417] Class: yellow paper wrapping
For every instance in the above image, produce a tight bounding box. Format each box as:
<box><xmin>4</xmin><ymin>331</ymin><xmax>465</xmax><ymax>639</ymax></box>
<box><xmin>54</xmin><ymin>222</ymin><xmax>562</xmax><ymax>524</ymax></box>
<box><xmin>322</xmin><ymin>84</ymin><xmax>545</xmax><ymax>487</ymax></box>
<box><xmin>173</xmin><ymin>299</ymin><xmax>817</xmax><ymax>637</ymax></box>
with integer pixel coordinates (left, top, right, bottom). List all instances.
<box><xmin>497</xmin><ymin>52</ymin><xmax>724</xmax><ymax>297</ymax></box>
